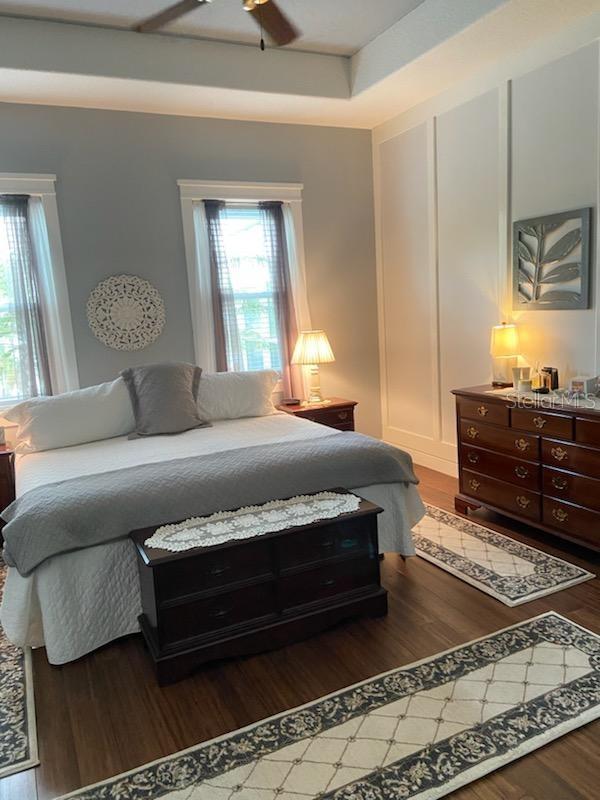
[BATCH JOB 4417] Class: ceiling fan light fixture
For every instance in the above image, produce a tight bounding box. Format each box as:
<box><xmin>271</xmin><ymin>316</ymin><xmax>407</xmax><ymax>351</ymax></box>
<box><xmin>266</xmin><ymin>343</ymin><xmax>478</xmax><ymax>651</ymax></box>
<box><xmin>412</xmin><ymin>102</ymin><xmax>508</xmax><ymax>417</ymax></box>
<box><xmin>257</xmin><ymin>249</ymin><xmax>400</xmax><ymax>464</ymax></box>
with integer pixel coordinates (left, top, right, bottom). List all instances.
<box><xmin>243</xmin><ymin>0</ymin><xmax>256</xmax><ymax>10</ymax></box>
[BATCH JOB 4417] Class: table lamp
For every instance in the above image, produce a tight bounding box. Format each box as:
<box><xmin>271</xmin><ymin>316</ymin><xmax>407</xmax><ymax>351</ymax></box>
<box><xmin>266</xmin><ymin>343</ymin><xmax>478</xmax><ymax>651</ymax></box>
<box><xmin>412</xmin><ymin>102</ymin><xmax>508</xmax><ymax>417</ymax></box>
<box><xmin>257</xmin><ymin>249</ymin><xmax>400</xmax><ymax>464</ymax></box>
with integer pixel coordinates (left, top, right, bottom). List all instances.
<box><xmin>291</xmin><ymin>330</ymin><xmax>335</xmax><ymax>404</ymax></box>
<box><xmin>490</xmin><ymin>322</ymin><xmax>520</xmax><ymax>387</ymax></box>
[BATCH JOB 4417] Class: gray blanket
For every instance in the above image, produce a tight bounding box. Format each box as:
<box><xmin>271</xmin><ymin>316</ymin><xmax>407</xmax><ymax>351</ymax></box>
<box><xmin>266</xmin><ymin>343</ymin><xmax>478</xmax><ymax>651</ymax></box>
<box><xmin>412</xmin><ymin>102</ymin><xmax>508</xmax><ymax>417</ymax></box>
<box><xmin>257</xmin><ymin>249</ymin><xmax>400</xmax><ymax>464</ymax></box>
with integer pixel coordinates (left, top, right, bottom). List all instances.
<box><xmin>1</xmin><ymin>432</ymin><xmax>418</xmax><ymax>576</ymax></box>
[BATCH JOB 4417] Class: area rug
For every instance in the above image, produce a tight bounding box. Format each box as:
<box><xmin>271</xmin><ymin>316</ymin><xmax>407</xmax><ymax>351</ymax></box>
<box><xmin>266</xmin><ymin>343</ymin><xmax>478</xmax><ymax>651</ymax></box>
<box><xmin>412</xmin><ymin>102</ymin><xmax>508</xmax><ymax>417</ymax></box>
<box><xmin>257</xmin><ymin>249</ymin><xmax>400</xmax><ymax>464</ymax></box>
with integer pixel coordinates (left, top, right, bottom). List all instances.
<box><xmin>413</xmin><ymin>505</ymin><xmax>594</xmax><ymax>606</ymax></box>
<box><xmin>59</xmin><ymin>612</ymin><xmax>600</xmax><ymax>800</ymax></box>
<box><xmin>0</xmin><ymin>563</ymin><xmax>38</xmax><ymax>778</ymax></box>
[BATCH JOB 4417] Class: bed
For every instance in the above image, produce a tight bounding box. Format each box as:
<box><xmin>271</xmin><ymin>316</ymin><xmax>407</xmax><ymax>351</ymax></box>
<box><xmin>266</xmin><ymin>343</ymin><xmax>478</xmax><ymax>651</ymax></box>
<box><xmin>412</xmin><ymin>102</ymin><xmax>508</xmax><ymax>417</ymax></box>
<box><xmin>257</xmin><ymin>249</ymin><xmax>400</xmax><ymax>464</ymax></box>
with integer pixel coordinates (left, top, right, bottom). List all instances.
<box><xmin>0</xmin><ymin>412</ymin><xmax>424</xmax><ymax>665</ymax></box>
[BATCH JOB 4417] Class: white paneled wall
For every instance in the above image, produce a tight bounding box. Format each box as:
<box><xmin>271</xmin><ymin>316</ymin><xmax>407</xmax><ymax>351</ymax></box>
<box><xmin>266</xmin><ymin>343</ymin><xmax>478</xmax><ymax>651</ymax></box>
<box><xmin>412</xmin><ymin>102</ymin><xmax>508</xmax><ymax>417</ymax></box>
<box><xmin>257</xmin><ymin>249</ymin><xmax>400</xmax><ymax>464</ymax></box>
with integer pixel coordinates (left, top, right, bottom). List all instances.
<box><xmin>373</xmin><ymin>41</ymin><xmax>600</xmax><ymax>476</ymax></box>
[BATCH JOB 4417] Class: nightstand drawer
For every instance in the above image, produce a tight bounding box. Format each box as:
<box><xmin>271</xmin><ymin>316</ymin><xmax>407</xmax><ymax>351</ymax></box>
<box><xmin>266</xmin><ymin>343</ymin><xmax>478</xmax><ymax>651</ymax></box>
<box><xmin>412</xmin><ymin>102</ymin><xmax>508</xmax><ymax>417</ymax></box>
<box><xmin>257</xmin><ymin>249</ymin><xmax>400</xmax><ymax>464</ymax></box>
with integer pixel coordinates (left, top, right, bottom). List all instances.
<box><xmin>280</xmin><ymin>557</ymin><xmax>376</xmax><ymax>610</ymax></box>
<box><xmin>460</xmin><ymin>469</ymin><xmax>541</xmax><ymax>522</ymax></box>
<box><xmin>297</xmin><ymin>406</ymin><xmax>355</xmax><ymax>430</ymax></box>
<box><xmin>459</xmin><ymin>420</ymin><xmax>539</xmax><ymax>459</ymax></box>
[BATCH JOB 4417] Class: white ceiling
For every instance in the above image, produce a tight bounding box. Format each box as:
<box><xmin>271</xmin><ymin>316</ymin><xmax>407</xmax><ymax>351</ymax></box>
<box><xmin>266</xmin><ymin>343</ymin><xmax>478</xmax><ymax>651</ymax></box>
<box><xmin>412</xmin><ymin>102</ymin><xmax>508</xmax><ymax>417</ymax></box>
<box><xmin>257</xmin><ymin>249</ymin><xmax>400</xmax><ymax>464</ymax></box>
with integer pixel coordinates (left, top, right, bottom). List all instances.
<box><xmin>0</xmin><ymin>0</ymin><xmax>427</xmax><ymax>55</ymax></box>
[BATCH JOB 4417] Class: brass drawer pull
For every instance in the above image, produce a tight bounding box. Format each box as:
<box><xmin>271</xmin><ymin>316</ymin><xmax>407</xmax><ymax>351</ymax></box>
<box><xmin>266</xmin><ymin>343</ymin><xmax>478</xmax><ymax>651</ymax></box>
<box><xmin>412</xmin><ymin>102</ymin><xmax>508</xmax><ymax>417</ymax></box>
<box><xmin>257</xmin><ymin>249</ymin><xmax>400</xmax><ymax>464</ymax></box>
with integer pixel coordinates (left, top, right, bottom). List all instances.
<box><xmin>477</xmin><ymin>405</ymin><xmax>489</xmax><ymax>417</ymax></box>
<box><xmin>515</xmin><ymin>438</ymin><xmax>530</xmax><ymax>452</ymax></box>
<box><xmin>533</xmin><ymin>416</ymin><xmax>547</xmax><ymax>429</ymax></box>
<box><xmin>321</xmin><ymin>578</ymin><xmax>336</xmax><ymax>588</ymax></box>
<box><xmin>466</xmin><ymin>426</ymin><xmax>479</xmax><ymax>439</ymax></box>
<box><xmin>551</xmin><ymin>446</ymin><xmax>568</xmax><ymax>462</ymax></box>
<box><xmin>514</xmin><ymin>465</ymin><xmax>529</xmax><ymax>479</ymax></box>
<box><xmin>552</xmin><ymin>508</ymin><xmax>569</xmax><ymax>523</ymax></box>
<box><xmin>208</xmin><ymin>564</ymin><xmax>230</xmax><ymax>577</ymax></box>
<box><xmin>516</xmin><ymin>495</ymin><xmax>531</xmax><ymax>509</ymax></box>
<box><xmin>320</xmin><ymin>539</ymin><xmax>335</xmax><ymax>549</ymax></box>
<box><xmin>467</xmin><ymin>452</ymin><xmax>480</xmax><ymax>465</ymax></box>
<box><xmin>551</xmin><ymin>476</ymin><xmax>568</xmax><ymax>491</ymax></box>
<box><xmin>338</xmin><ymin>411</ymin><xmax>349</xmax><ymax>421</ymax></box>
<box><xmin>469</xmin><ymin>479</ymin><xmax>481</xmax><ymax>492</ymax></box>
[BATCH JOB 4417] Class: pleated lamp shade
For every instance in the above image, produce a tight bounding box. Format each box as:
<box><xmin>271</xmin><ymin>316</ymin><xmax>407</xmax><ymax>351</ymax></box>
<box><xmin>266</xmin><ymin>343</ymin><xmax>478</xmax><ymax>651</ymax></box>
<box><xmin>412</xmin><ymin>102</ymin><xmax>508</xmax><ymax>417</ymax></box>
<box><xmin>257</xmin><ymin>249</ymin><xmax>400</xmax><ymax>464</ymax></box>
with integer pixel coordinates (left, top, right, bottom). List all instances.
<box><xmin>292</xmin><ymin>330</ymin><xmax>335</xmax><ymax>365</ymax></box>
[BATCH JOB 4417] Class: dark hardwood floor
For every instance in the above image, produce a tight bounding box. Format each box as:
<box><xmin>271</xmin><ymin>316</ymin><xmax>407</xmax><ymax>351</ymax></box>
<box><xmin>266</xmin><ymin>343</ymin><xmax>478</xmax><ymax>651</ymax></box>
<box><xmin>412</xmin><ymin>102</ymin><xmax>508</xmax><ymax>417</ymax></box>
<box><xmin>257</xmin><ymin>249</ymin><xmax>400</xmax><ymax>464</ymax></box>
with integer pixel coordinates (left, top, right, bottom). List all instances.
<box><xmin>3</xmin><ymin>465</ymin><xmax>599</xmax><ymax>800</ymax></box>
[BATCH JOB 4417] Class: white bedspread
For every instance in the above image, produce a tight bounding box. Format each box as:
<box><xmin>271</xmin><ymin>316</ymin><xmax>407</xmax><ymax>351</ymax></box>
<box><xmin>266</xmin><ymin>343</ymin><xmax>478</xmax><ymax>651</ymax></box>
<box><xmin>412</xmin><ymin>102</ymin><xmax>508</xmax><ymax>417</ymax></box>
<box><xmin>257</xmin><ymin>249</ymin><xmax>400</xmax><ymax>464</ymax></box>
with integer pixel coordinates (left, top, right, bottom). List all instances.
<box><xmin>1</xmin><ymin>413</ymin><xmax>424</xmax><ymax>664</ymax></box>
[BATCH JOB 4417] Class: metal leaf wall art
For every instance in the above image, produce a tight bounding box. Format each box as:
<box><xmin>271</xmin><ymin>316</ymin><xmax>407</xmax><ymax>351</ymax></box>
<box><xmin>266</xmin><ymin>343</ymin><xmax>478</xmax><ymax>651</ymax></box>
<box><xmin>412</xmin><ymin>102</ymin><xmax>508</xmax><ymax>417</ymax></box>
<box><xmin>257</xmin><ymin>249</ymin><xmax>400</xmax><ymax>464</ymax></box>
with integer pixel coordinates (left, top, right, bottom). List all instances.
<box><xmin>513</xmin><ymin>208</ymin><xmax>591</xmax><ymax>310</ymax></box>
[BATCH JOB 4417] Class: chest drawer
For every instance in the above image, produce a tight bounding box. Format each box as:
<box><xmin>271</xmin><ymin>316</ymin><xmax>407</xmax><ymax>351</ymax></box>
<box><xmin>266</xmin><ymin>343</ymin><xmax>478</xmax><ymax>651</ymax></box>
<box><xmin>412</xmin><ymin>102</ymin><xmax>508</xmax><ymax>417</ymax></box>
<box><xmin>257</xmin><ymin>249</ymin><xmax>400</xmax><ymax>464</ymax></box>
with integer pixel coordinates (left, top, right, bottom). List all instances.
<box><xmin>576</xmin><ymin>417</ymin><xmax>600</xmax><ymax>446</ymax></box>
<box><xmin>277</xmin><ymin>516</ymin><xmax>375</xmax><ymax>571</ymax></box>
<box><xmin>460</xmin><ymin>446</ymin><xmax>540</xmax><ymax>490</ymax></box>
<box><xmin>459</xmin><ymin>399</ymin><xmax>509</xmax><ymax>426</ymax></box>
<box><xmin>541</xmin><ymin>439</ymin><xmax>600</xmax><ymax>477</ymax></box>
<box><xmin>511</xmin><ymin>408</ymin><xmax>573</xmax><ymax>439</ymax></box>
<box><xmin>542</xmin><ymin>467</ymin><xmax>600</xmax><ymax>513</ymax></box>
<box><xmin>460</xmin><ymin>419</ymin><xmax>539</xmax><ymax>460</ymax></box>
<box><xmin>155</xmin><ymin>541</ymin><xmax>273</xmax><ymax>603</ymax></box>
<box><xmin>157</xmin><ymin>581</ymin><xmax>276</xmax><ymax>646</ymax></box>
<box><xmin>280</xmin><ymin>557</ymin><xmax>377</xmax><ymax>610</ymax></box>
<box><xmin>542</xmin><ymin>498</ymin><xmax>600</xmax><ymax>549</ymax></box>
<box><xmin>460</xmin><ymin>469</ymin><xmax>541</xmax><ymax>522</ymax></box>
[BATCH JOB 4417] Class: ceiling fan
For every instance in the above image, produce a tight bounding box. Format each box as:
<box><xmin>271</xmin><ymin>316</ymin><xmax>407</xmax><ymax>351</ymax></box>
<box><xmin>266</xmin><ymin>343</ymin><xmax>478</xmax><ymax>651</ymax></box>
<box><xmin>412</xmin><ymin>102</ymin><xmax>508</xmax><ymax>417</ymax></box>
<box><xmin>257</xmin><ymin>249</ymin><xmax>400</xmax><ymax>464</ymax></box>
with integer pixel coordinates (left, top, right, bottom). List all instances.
<box><xmin>134</xmin><ymin>0</ymin><xmax>300</xmax><ymax>49</ymax></box>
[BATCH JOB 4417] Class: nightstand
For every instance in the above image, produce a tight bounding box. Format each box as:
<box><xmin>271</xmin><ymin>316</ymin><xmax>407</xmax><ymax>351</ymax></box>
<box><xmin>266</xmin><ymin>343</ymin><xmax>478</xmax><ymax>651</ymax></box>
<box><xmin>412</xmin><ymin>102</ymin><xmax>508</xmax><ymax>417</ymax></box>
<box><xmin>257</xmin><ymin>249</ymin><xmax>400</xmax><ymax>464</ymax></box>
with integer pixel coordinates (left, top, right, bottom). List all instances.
<box><xmin>0</xmin><ymin>448</ymin><xmax>15</xmax><ymax>513</ymax></box>
<box><xmin>278</xmin><ymin>397</ymin><xmax>357</xmax><ymax>431</ymax></box>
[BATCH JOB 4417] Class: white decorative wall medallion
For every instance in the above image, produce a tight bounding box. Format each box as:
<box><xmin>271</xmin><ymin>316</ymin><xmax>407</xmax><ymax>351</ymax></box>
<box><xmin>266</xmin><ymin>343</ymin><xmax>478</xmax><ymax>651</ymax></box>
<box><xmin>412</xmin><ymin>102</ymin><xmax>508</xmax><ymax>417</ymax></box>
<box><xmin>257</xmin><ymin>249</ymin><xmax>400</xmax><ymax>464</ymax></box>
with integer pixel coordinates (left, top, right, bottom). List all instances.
<box><xmin>86</xmin><ymin>274</ymin><xmax>166</xmax><ymax>351</ymax></box>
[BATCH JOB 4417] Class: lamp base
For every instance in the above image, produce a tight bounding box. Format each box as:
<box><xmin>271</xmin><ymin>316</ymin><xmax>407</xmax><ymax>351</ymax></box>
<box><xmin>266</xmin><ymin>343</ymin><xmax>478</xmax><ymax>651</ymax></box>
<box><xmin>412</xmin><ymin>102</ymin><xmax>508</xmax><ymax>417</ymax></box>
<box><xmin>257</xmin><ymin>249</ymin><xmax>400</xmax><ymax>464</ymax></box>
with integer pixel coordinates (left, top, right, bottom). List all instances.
<box><xmin>305</xmin><ymin>364</ymin><xmax>326</xmax><ymax>404</ymax></box>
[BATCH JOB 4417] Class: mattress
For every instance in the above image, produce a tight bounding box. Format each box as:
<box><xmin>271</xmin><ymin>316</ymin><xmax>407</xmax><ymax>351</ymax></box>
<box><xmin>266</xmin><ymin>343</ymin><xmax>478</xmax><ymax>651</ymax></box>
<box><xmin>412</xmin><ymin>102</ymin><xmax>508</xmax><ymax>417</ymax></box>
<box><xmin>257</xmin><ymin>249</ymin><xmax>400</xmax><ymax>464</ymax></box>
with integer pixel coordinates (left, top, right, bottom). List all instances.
<box><xmin>1</xmin><ymin>413</ymin><xmax>424</xmax><ymax>664</ymax></box>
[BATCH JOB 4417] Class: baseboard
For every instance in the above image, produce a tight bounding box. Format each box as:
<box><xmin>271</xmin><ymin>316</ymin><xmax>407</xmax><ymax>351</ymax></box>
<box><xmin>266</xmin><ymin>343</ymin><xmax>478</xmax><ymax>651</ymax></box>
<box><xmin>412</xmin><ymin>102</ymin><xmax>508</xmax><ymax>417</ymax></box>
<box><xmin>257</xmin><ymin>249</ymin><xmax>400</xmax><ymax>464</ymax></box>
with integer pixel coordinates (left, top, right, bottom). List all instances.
<box><xmin>383</xmin><ymin>438</ymin><xmax>458</xmax><ymax>477</ymax></box>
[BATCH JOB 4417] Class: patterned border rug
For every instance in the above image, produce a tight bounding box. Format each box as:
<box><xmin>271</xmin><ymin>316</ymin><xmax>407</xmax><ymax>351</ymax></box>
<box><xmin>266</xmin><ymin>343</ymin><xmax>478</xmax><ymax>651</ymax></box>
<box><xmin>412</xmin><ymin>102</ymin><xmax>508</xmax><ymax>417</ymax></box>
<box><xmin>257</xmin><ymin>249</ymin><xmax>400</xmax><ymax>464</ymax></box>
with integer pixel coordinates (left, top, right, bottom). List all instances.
<box><xmin>0</xmin><ymin>564</ymin><xmax>38</xmax><ymax>778</ymax></box>
<box><xmin>59</xmin><ymin>612</ymin><xmax>600</xmax><ymax>800</ymax></box>
<box><xmin>413</xmin><ymin>505</ymin><xmax>594</xmax><ymax>606</ymax></box>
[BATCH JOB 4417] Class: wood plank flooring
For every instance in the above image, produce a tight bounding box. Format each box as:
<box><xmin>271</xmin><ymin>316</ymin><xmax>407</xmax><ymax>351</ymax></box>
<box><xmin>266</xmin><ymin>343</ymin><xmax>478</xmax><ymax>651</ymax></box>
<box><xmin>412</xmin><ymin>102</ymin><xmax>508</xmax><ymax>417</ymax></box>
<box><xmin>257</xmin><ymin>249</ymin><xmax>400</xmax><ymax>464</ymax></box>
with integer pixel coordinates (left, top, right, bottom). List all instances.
<box><xmin>4</xmin><ymin>465</ymin><xmax>599</xmax><ymax>799</ymax></box>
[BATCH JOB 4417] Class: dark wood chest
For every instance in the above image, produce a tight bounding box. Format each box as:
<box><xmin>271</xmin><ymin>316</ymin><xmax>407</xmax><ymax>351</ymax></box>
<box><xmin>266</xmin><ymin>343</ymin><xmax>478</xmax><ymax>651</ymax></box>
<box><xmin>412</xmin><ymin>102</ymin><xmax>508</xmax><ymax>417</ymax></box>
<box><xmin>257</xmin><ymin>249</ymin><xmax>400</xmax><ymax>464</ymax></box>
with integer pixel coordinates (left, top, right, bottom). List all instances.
<box><xmin>453</xmin><ymin>385</ymin><xmax>600</xmax><ymax>550</ymax></box>
<box><xmin>132</xmin><ymin>492</ymin><xmax>387</xmax><ymax>684</ymax></box>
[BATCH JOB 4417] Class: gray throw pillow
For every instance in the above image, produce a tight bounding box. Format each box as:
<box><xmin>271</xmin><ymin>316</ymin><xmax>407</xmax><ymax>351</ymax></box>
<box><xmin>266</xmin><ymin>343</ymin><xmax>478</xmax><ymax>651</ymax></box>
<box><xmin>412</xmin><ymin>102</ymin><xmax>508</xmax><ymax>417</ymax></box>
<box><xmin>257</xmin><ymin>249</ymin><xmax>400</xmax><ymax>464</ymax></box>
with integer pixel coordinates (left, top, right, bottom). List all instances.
<box><xmin>121</xmin><ymin>363</ymin><xmax>209</xmax><ymax>437</ymax></box>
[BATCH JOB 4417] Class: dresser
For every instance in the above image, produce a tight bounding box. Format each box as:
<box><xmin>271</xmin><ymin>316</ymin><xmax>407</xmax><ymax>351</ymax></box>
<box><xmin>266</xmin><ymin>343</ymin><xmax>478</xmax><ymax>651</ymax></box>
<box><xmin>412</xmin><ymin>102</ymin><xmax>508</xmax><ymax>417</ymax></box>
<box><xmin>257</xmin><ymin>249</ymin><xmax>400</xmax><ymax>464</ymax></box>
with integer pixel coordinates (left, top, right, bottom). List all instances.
<box><xmin>278</xmin><ymin>397</ymin><xmax>357</xmax><ymax>431</ymax></box>
<box><xmin>453</xmin><ymin>385</ymin><xmax>600</xmax><ymax>551</ymax></box>
<box><xmin>132</xmin><ymin>491</ymin><xmax>386</xmax><ymax>684</ymax></box>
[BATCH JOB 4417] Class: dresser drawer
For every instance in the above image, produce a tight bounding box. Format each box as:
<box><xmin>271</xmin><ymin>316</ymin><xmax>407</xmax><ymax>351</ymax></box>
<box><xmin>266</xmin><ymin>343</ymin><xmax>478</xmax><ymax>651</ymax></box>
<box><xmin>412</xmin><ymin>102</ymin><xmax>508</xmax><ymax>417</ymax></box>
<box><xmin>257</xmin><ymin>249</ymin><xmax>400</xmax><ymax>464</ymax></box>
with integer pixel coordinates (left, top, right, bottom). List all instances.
<box><xmin>277</xmin><ymin>516</ymin><xmax>374</xmax><ymax>571</ymax></box>
<box><xmin>156</xmin><ymin>541</ymin><xmax>273</xmax><ymax>603</ymax></box>
<box><xmin>542</xmin><ymin>498</ymin><xmax>600</xmax><ymax>549</ymax></box>
<box><xmin>461</xmin><ymin>469</ymin><xmax>541</xmax><ymax>522</ymax></box>
<box><xmin>460</xmin><ymin>446</ymin><xmax>540</xmax><ymax>490</ymax></box>
<box><xmin>542</xmin><ymin>467</ymin><xmax>600</xmax><ymax>513</ymax></box>
<box><xmin>280</xmin><ymin>557</ymin><xmax>376</xmax><ymax>610</ymax></box>
<box><xmin>511</xmin><ymin>408</ymin><xmax>573</xmax><ymax>439</ymax></box>
<box><xmin>459</xmin><ymin>398</ymin><xmax>508</xmax><ymax>426</ymax></box>
<box><xmin>576</xmin><ymin>417</ymin><xmax>600</xmax><ymax>446</ymax></box>
<box><xmin>157</xmin><ymin>581</ymin><xmax>276</xmax><ymax>646</ymax></box>
<box><xmin>459</xmin><ymin>420</ymin><xmax>539</xmax><ymax>459</ymax></box>
<box><xmin>541</xmin><ymin>439</ymin><xmax>600</xmax><ymax>477</ymax></box>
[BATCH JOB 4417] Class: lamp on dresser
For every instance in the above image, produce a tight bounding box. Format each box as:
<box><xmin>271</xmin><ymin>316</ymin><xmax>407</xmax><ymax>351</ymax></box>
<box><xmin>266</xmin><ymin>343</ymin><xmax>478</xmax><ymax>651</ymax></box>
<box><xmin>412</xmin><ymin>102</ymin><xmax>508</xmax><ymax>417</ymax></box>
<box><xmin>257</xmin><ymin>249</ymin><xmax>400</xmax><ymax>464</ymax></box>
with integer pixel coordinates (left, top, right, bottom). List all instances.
<box><xmin>490</xmin><ymin>322</ymin><xmax>520</xmax><ymax>387</ymax></box>
<box><xmin>291</xmin><ymin>330</ymin><xmax>335</xmax><ymax>404</ymax></box>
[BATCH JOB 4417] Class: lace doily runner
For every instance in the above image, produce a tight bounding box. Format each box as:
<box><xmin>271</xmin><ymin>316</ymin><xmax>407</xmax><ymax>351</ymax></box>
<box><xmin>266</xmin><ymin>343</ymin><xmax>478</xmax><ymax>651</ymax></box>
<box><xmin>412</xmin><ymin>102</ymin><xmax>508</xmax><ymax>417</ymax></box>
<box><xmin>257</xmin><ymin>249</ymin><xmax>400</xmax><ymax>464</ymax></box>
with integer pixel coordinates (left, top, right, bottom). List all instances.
<box><xmin>144</xmin><ymin>491</ymin><xmax>362</xmax><ymax>552</ymax></box>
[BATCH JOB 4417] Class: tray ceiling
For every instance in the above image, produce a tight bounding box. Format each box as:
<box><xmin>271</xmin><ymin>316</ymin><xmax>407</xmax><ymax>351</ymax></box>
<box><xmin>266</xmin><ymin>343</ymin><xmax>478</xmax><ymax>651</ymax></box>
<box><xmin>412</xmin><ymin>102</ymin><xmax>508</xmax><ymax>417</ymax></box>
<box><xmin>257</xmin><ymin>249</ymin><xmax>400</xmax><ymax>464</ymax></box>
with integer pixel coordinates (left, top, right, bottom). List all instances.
<box><xmin>0</xmin><ymin>0</ymin><xmax>427</xmax><ymax>55</ymax></box>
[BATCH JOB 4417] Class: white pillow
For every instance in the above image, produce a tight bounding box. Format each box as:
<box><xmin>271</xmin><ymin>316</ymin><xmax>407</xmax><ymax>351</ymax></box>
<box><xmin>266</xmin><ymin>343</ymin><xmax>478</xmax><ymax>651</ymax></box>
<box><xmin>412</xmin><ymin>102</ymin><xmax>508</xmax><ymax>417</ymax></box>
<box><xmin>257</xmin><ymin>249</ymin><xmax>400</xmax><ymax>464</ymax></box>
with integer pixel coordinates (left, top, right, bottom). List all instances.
<box><xmin>5</xmin><ymin>378</ymin><xmax>135</xmax><ymax>454</ymax></box>
<box><xmin>197</xmin><ymin>370</ymin><xmax>278</xmax><ymax>421</ymax></box>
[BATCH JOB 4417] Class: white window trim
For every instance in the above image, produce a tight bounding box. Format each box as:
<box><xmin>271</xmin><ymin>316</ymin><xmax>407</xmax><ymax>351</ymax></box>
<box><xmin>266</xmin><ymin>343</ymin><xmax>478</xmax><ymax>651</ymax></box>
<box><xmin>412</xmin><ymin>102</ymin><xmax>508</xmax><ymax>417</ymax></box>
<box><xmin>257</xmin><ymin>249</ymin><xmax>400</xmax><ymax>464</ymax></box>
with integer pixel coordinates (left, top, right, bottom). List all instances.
<box><xmin>178</xmin><ymin>180</ymin><xmax>312</xmax><ymax>385</ymax></box>
<box><xmin>0</xmin><ymin>173</ymin><xmax>79</xmax><ymax>398</ymax></box>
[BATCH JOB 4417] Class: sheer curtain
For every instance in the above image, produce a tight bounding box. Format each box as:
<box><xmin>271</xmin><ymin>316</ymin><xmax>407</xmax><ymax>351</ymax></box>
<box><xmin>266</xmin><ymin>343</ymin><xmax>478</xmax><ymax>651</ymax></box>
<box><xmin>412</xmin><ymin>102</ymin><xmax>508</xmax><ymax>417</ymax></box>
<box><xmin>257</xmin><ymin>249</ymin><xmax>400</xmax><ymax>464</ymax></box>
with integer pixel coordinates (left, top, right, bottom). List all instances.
<box><xmin>0</xmin><ymin>195</ymin><xmax>52</xmax><ymax>398</ymax></box>
<box><xmin>203</xmin><ymin>199</ymin><xmax>298</xmax><ymax>397</ymax></box>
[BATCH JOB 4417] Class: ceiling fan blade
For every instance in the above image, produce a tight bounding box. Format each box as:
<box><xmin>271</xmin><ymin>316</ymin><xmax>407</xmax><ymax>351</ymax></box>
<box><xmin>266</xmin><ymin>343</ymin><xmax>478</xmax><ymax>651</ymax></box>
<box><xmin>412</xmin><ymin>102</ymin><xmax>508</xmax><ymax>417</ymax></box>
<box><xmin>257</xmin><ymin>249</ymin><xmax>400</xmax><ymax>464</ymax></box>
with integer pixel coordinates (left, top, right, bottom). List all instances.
<box><xmin>248</xmin><ymin>1</ymin><xmax>299</xmax><ymax>46</ymax></box>
<box><xmin>135</xmin><ymin>0</ymin><xmax>209</xmax><ymax>33</ymax></box>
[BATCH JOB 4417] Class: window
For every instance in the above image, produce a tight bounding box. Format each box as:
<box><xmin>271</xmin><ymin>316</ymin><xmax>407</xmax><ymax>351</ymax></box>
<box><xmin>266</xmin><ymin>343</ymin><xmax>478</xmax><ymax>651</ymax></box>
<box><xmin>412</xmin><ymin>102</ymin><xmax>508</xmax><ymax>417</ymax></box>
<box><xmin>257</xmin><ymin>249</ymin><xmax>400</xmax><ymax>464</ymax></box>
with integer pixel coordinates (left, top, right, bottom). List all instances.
<box><xmin>205</xmin><ymin>201</ymin><xmax>293</xmax><ymax>377</ymax></box>
<box><xmin>0</xmin><ymin>174</ymin><xmax>78</xmax><ymax>404</ymax></box>
<box><xmin>179</xmin><ymin>181</ymin><xmax>313</xmax><ymax>399</ymax></box>
<box><xmin>0</xmin><ymin>196</ymin><xmax>51</xmax><ymax>401</ymax></box>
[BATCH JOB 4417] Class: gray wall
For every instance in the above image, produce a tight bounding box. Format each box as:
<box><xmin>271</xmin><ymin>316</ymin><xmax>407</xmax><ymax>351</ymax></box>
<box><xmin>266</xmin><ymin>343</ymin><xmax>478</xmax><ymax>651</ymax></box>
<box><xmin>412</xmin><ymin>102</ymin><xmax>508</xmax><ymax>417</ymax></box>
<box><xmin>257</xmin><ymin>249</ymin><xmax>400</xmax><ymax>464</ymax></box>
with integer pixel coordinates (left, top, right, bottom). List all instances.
<box><xmin>0</xmin><ymin>103</ymin><xmax>381</xmax><ymax>436</ymax></box>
